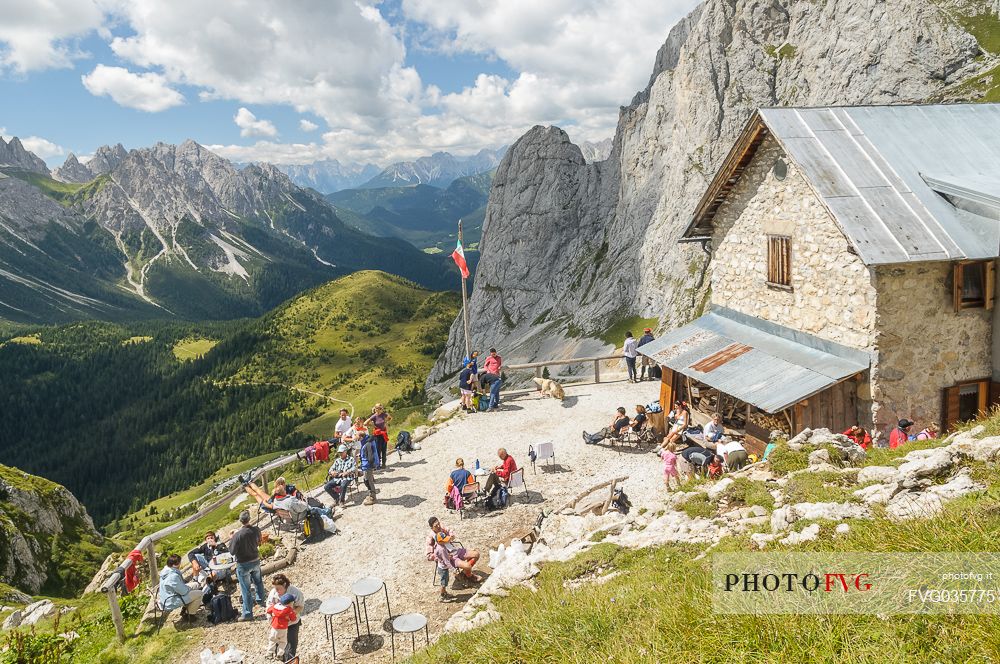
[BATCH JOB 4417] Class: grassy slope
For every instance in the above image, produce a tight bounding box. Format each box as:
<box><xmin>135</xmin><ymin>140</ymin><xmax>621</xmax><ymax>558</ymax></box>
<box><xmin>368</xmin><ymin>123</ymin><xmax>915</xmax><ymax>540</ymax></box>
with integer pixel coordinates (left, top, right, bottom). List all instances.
<box><xmin>230</xmin><ymin>270</ymin><xmax>460</xmax><ymax>434</ymax></box>
<box><xmin>418</xmin><ymin>417</ymin><xmax>1000</xmax><ymax>663</ymax></box>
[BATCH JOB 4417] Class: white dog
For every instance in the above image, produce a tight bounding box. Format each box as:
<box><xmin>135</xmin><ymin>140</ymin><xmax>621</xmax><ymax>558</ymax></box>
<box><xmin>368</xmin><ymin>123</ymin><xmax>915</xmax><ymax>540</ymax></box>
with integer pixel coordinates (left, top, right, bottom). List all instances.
<box><xmin>532</xmin><ymin>376</ymin><xmax>566</xmax><ymax>401</ymax></box>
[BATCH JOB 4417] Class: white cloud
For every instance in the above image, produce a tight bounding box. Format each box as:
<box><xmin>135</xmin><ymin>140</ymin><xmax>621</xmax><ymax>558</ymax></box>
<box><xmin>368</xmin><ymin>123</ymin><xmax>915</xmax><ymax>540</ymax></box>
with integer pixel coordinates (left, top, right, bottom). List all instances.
<box><xmin>234</xmin><ymin>107</ymin><xmax>277</xmax><ymax>137</ymax></box>
<box><xmin>299</xmin><ymin>119</ymin><xmax>319</xmax><ymax>132</ymax></box>
<box><xmin>81</xmin><ymin>64</ymin><xmax>185</xmax><ymax>112</ymax></box>
<box><xmin>21</xmin><ymin>136</ymin><xmax>66</xmax><ymax>160</ymax></box>
<box><xmin>0</xmin><ymin>0</ymin><xmax>110</xmax><ymax>72</ymax></box>
<box><xmin>1</xmin><ymin>130</ymin><xmax>66</xmax><ymax>160</ymax></box>
<box><xmin>205</xmin><ymin>140</ymin><xmax>325</xmax><ymax>165</ymax></box>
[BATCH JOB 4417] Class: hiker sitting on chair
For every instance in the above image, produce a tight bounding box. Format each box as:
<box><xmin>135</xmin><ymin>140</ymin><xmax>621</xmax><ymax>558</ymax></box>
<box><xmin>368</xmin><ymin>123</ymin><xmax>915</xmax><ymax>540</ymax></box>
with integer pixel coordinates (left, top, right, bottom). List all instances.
<box><xmin>159</xmin><ymin>553</ymin><xmax>202</xmax><ymax>617</ymax></box>
<box><xmin>243</xmin><ymin>477</ymin><xmax>333</xmax><ymax>521</ymax></box>
<box><xmin>188</xmin><ymin>531</ymin><xmax>230</xmax><ymax>583</ymax></box>
<box><xmin>426</xmin><ymin>517</ymin><xmax>481</xmax><ymax>600</ymax></box>
<box><xmin>582</xmin><ymin>407</ymin><xmax>630</xmax><ymax>445</ymax></box>
<box><xmin>483</xmin><ymin>448</ymin><xmax>516</xmax><ymax>495</ymax></box>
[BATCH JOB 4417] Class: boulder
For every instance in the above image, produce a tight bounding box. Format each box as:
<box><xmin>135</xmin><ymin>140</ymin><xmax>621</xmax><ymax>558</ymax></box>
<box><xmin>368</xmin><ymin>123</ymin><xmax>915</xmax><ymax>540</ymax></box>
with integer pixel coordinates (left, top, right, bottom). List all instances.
<box><xmin>926</xmin><ymin>470</ymin><xmax>985</xmax><ymax>501</ymax></box>
<box><xmin>808</xmin><ymin>448</ymin><xmax>831</xmax><ymax>466</ymax></box>
<box><xmin>835</xmin><ymin>523</ymin><xmax>851</xmax><ymax>536</ymax></box>
<box><xmin>857</xmin><ymin>466</ymin><xmax>898</xmax><ymax>485</ymax></box>
<box><xmin>897</xmin><ymin>447</ymin><xmax>954</xmax><ymax>488</ymax></box>
<box><xmin>948</xmin><ymin>434</ymin><xmax>1000</xmax><ymax>463</ymax></box>
<box><xmin>751</xmin><ymin>533</ymin><xmax>779</xmax><ymax>550</ymax></box>
<box><xmin>20</xmin><ymin>599</ymin><xmax>54</xmax><ymax>626</ymax></box>
<box><xmin>886</xmin><ymin>491</ymin><xmax>944</xmax><ymax>522</ymax></box>
<box><xmin>771</xmin><ymin>502</ymin><xmax>869</xmax><ymax>532</ymax></box>
<box><xmin>2</xmin><ymin>610</ymin><xmax>22</xmax><ymax>630</ymax></box>
<box><xmin>706</xmin><ymin>477</ymin><xmax>733</xmax><ymax>501</ymax></box>
<box><xmin>780</xmin><ymin>523</ymin><xmax>821</xmax><ymax>546</ymax></box>
<box><xmin>853</xmin><ymin>482</ymin><xmax>896</xmax><ymax>505</ymax></box>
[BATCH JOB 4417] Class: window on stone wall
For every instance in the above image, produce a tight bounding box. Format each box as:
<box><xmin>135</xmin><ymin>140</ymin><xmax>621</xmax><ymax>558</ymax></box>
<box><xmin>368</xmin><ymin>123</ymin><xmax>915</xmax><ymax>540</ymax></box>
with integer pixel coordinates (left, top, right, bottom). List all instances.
<box><xmin>953</xmin><ymin>261</ymin><xmax>994</xmax><ymax>311</ymax></box>
<box><xmin>766</xmin><ymin>235</ymin><xmax>792</xmax><ymax>288</ymax></box>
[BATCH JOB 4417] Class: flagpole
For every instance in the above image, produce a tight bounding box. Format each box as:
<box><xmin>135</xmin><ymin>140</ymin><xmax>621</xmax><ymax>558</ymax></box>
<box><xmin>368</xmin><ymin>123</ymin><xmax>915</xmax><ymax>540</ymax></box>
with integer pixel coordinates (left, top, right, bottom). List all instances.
<box><xmin>458</xmin><ymin>219</ymin><xmax>472</xmax><ymax>361</ymax></box>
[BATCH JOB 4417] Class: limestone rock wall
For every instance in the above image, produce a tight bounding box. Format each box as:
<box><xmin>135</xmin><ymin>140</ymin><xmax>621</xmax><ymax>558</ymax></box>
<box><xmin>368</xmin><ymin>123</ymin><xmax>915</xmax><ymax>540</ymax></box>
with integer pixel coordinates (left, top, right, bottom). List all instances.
<box><xmin>710</xmin><ymin>137</ymin><xmax>877</xmax><ymax>350</ymax></box>
<box><xmin>871</xmin><ymin>263</ymin><xmax>993</xmax><ymax>430</ymax></box>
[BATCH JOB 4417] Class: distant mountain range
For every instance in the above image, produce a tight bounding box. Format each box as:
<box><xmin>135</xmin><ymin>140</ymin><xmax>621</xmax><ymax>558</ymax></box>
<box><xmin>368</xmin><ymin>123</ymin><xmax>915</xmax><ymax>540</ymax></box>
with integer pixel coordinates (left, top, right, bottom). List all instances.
<box><xmin>327</xmin><ymin>170</ymin><xmax>492</xmax><ymax>251</ymax></box>
<box><xmin>276</xmin><ymin>159</ymin><xmax>381</xmax><ymax>194</ymax></box>
<box><xmin>0</xmin><ymin>137</ymin><xmax>453</xmax><ymax>323</ymax></box>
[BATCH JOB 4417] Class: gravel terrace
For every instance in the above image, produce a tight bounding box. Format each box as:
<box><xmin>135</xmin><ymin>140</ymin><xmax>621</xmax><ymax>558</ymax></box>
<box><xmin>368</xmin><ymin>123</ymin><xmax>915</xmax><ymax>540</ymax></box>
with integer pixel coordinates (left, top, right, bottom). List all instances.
<box><xmin>190</xmin><ymin>378</ymin><xmax>661</xmax><ymax>663</ymax></box>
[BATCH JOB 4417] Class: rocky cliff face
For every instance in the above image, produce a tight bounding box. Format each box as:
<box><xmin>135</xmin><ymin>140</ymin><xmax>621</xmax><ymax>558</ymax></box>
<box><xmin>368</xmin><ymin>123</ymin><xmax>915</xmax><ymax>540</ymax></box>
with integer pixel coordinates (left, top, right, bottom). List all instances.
<box><xmin>51</xmin><ymin>153</ymin><xmax>95</xmax><ymax>183</ymax></box>
<box><xmin>0</xmin><ymin>465</ymin><xmax>106</xmax><ymax>596</ymax></box>
<box><xmin>430</xmin><ymin>0</ymin><xmax>992</xmax><ymax>387</ymax></box>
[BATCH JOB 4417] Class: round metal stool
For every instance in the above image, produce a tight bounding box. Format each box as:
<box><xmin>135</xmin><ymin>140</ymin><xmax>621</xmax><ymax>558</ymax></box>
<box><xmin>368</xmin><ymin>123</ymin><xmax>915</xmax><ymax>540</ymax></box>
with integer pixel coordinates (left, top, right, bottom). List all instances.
<box><xmin>351</xmin><ymin>576</ymin><xmax>391</xmax><ymax>638</ymax></box>
<box><xmin>391</xmin><ymin>612</ymin><xmax>429</xmax><ymax>660</ymax></box>
<box><xmin>319</xmin><ymin>596</ymin><xmax>359</xmax><ymax>658</ymax></box>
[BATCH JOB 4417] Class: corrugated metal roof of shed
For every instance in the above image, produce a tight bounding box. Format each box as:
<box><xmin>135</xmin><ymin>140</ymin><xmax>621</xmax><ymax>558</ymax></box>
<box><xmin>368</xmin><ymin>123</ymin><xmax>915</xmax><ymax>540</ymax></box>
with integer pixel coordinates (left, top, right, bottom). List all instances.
<box><xmin>637</xmin><ymin>307</ymin><xmax>870</xmax><ymax>413</ymax></box>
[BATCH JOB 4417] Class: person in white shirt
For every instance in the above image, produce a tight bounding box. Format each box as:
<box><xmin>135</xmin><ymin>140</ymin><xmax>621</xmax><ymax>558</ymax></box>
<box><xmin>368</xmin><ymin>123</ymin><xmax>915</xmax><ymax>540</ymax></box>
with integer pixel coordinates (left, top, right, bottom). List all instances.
<box><xmin>332</xmin><ymin>409</ymin><xmax>352</xmax><ymax>441</ymax></box>
<box><xmin>717</xmin><ymin>438</ymin><xmax>749</xmax><ymax>470</ymax></box>
<box><xmin>704</xmin><ymin>413</ymin><xmax>724</xmax><ymax>443</ymax></box>
<box><xmin>623</xmin><ymin>331</ymin><xmax>639</xmax><ymax>383</ymax></box>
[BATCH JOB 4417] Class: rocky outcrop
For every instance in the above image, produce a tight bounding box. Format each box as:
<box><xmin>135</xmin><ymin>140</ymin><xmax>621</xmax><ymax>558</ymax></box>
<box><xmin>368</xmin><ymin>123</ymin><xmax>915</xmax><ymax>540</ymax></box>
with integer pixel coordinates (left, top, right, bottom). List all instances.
<box><xmin>0</xmin><ymin>465</ymin><xmax>106</xmax><ymax>596</ymax></box>
<box><xmin>85</xmin><ymin>143</ymin><xmax>128</xmax><ymax>177</ymax></box>
<box><xmin>51</xmin><ymin>154</ymin><xmax>95</xmax><ymax>183</ymax></box>
<box><xmin>432</xmin><ymin>0</ymin><xmax>990</xmax><ymax>383</ymax></box>
<box><xmin>0</xmin><ymin>138</ymin><xmax>49</xmax><ymax>175</ymax></box>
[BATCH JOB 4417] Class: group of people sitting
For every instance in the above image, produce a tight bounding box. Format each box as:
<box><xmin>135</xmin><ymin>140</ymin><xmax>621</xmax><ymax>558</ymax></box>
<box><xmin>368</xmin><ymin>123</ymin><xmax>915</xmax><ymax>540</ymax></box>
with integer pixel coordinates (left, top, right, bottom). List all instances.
<box><xmin>442</xmin><ymin>449</ymin><xmax>518</xmax><ymax>511</ymax></box>
<box><xmin>458</xmin><ymin>348</ymin><xmax>504</xmax><ymax>413</ymax></box>
<box><xmin>581</xmin><ymin>404</ymin><xmax>649</xmax><ymax>445</ymax></box>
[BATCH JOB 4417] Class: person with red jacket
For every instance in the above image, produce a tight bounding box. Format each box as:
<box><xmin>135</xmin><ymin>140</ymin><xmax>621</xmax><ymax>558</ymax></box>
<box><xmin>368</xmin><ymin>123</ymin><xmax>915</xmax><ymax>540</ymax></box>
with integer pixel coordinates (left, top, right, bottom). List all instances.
<box><xmin>889</xmin><ymin>419</ymin><xmax>914</xmax><ymax>449</ymax></box>
<box><xmin>483</xmin><ymin>448</ymin><xmax>516</xmax><ymax>495</ymax></box>
<box><xmin>841</xmin><ymin>425</ymin><xmax>872</xmax><ymax>450</ymax></box>
<box><xmin>265</xmin><ymin>592</ymin><xmax>298</xmax><ymax>659</ymax></box>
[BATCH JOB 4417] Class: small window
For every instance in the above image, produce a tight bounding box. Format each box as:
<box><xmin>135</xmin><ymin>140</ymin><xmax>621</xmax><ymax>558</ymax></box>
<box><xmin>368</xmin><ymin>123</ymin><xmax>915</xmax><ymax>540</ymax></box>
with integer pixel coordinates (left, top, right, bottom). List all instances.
<box><xmin>766</xmin><ymin>235</ymin><xmax>792</xmax><ymax>288</ymax></box>
<box><xmin>953</xmin><ymin>261</ymin><xmax>994</xmax><ymax>311</ymax></box>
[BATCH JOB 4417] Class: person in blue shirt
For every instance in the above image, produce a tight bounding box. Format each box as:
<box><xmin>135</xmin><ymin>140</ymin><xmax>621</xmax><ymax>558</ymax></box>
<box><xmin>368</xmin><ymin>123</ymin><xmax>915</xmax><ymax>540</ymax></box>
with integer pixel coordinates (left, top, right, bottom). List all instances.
<box><xmin>360</xmin><ymin>434</ymin><xmax>380</xmax><ymax>505</ymax></box>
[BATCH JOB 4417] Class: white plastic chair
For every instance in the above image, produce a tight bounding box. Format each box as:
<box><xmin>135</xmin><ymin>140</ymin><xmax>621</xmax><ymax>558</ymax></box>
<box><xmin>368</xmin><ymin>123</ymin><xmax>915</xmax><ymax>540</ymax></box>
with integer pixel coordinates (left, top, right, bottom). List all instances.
<box><xmin>505</xmin><ymin>467</ymin><xmax>533</xmax><ymax>503</ymax></box>
<box><xmin>530</xmin><ymin>442</ymin><xmax>555</xmax><ymax>474</ymax></box>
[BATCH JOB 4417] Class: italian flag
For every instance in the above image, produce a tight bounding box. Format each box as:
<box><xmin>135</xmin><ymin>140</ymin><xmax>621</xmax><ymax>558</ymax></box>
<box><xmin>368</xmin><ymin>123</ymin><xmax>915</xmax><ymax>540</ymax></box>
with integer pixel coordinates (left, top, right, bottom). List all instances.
<box><xmin>451</xmin><ymin>240</ymin><xmax>470</xmax><ymax>278</ymax></box>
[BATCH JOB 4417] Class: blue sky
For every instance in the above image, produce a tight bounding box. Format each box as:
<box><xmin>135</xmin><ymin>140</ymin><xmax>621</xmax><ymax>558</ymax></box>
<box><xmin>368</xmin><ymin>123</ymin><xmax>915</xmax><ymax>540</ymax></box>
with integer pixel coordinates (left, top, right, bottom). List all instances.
<box><xmin>0</xmin><ymin>0</ymin><xmax>698</xmax><ymax>167</ymax></box>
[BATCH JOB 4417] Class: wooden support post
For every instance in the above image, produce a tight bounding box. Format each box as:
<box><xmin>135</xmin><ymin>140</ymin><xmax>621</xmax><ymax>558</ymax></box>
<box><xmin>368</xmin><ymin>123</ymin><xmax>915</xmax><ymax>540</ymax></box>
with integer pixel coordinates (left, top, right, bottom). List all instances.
<box><xmin>535</xmin><ymin>366</ymin><xmax>542</xmax><ymax>379</ymax></box>
<box><xmin>262</xmin><ymin>469</ymin><xmax>269</xmax><ymax>494</ymax></box>
<box><xmin>145</xmin><ymin>540</ymin><xmax>157</xmax><ymax>589</ymax></box>
<box><xmin>594</xmin><ymin>360</ymin><xmax>601</xmax><ymax>384</ymax></box>
<box><xmin>106</xmin><ymin>586</ymin><xmax>126</xmax><ymax>643</ymax></box>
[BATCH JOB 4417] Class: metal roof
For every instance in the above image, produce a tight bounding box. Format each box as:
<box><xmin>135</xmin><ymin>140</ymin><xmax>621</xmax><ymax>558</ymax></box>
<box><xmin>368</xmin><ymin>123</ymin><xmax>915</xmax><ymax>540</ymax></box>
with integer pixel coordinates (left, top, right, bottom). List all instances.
<box><xmin>686</xmin><ymin>104</ymin><xmax>1000</xmax><ymax>265</ymax></box>
<box><xmin>637</xmin><ymin>307</ymin><xmax>870</xmax><ymax>413</ymax></box>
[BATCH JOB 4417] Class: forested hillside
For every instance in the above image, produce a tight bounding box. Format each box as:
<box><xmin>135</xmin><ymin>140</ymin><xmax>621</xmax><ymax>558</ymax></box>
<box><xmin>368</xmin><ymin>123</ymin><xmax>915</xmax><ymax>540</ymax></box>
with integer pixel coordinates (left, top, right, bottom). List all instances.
<box><xmin>0</xmin><ymin>271</ymin><xmax>459</xmax><ymax>527</ymax></box>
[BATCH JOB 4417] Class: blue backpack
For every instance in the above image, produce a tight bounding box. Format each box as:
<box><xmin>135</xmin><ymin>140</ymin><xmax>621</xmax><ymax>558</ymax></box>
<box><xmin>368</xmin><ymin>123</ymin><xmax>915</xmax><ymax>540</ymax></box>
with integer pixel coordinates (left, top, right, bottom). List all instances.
<box><xmin>487</xmin><ymin>485</ymin><xmax>509</xmax><ymax>510</ymax></box>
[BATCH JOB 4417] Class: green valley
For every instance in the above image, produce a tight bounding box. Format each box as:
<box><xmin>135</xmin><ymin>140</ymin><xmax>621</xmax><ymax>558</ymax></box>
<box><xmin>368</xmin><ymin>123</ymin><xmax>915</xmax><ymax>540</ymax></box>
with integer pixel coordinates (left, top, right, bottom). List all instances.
<box><xmin>0</xmin><ymin>271</ymin><xmax>459</xmax><ymax>529</ymax></box>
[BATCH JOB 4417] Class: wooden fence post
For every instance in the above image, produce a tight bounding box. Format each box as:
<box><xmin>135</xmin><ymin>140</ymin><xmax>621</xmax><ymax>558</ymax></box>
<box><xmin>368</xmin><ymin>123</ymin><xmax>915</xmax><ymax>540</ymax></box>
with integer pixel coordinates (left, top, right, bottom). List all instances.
<box><xmin>145</xmin><ymin>540</ymin><xmax>157</xmax><ymax>589</ymax></box>
<box><xmin>262</xmin><ymin>469</ymin><xmax>269</xmax><ymax>494</ymax></box>
<box><xmin>594</xmin><ymin>360</ymin><xmax>601</xmax><ymax>384</ymax></box>
<box><xmin>535</xmin><ymin>366</ymin><xmax>542</xmax><ymax>379</ymax></box>
<box><xmin>106</xmin><ymin>586</ymin><xmax>126</xmax><ymax>643</ymax></box>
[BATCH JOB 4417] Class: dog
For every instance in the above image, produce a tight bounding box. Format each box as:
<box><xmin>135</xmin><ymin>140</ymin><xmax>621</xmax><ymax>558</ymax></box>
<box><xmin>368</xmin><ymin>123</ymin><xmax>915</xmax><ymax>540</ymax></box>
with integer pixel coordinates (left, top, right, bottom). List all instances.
<box><xmin>532</xmin><ymin>376</ymin><xmax>565</xmax><ymax>401</ymax></box>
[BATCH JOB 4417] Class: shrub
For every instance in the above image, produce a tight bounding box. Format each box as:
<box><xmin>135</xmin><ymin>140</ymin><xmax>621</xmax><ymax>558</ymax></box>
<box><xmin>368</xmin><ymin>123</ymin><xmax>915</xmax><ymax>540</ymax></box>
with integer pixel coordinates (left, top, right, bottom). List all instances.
<box><xmin>767</xmin><ymin>444</ymin><xmax>809</xmax><ymax>475</ymax></box>
<box><xmin>679</xmin><ymin>493</ymin><xmax>715</xmax><ymax>519</ymax></box>
<box><xmin>258</xmin><ymin>542</ymin><xmax>276</xmax><ymax>560</ymax></box>
<box><xmin>722</xmin><ymin>477</ymin><xmax>774</xmax><ymax>510</ymax></box>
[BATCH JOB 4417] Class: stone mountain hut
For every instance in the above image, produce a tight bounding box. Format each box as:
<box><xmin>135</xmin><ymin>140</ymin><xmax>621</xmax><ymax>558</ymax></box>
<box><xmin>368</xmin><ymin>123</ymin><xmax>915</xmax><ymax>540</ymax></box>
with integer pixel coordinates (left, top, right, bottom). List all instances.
<box><xmin>639</xmin><ymin>103</ymin><xmax>1000</xmax><ymax>447</ymax></box>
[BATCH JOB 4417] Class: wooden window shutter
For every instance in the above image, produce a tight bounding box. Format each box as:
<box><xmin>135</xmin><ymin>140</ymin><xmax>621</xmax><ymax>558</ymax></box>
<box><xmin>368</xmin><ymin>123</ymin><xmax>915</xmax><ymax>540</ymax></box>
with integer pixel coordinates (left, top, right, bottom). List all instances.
<box><xmin>766</xmin><ymin>235</ymin><xmax>791</xmax><ymax>287</ymax></box>
<box><xmin>942</xmin><ymin>385</ymin><xmax>961</xmax><ymax>431</ymax></box>
<box><xmin>953</xmin><ymin>263</ymin><xmax>963</xmax><ymax>312</ymax></box>
<box><xmin>978</xmin><ymin>380</ymin><xmax>990</xmax><ymax>416</ymax></box>
<box><xmin>991</xmin><ymin>382</ymin><xmax>1000</xmax><ymax>411</ymax></box>
<box><xmin>986</xmin><ymin>261</ymin><xmax>995</xmax><ymax>310</ymax></box>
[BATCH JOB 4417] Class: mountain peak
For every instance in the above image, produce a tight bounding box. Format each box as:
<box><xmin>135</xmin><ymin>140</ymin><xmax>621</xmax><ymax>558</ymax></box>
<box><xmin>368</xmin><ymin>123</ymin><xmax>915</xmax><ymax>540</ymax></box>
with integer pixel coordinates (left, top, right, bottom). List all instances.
<box><xmin>51</xmin><ymin>152</ymin><xmax>95</xmax><ymax>183</ymax></box>
<box><xmin>0</xmin><ymin>135</ymin><xmax>50</xmax><ymax>175</ymax></box>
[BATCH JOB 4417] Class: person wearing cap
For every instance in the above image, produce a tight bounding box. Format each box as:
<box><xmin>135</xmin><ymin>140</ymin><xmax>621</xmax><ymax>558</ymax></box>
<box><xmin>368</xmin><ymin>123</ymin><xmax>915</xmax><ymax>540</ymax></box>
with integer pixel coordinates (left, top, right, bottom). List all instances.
<box><xmin>637</xmin><ymin>327</ymin><xmax>655</xmax><ymax>381</ymax></box>
<box><xmin>267</xmin><ymin>573</ymin><xmax>305</xmax><ymax>660</ymax></box>
<box><xmin>889</xmin><ymin>418</ymin><xmax>914</xmax><ymax>449</ymax></box>
<box><xmin>228</xmin><ymin>510</ymin><xmax>266</xmax><ymax>621</ymax></box>
<box><xmin>324</xmin><ymin>444</ymin><xmax>358</xmax><ymax>505</ymax></box>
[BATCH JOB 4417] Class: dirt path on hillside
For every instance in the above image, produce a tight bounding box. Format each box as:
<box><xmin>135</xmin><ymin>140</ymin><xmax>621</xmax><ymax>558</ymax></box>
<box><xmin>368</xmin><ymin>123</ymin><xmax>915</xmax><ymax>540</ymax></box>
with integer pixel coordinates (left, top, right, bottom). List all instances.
<box><xmin>189</xmin><ymin>379</ymin><xmax>661</xmax><ymax>663</ymax></box>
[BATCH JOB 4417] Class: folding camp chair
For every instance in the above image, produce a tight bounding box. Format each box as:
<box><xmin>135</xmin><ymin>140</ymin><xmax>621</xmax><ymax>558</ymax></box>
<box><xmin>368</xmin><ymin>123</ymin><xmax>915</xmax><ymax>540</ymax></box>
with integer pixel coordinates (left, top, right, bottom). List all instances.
<box><xmin>273</xmin><ymin>507</ymin><xmax>307</xmax><ymax>544</ymax></box>
<box><xmin>505</xmin><ymin>468</ymin><xmax>533</xmax><ymax>503</ymax></box>
<box><xmin>529</xmin><ymin>442</ymin><xmax>555</xmax><ymax>473</ymax></box>
<box><xmin>458</xmin><ymin>482</ymin><xmax>481</xmax><ymax>520</ymax></box>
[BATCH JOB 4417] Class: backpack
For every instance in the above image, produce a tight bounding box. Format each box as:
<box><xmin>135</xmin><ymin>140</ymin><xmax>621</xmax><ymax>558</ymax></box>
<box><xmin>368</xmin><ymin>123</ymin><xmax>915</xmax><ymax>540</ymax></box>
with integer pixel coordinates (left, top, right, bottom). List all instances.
<box><xmin>306</xmin><ymin>496</ymin><xmax>324</xmax><ymax>509</ymax></box>
<box><xmin>302</xmin><ymin>511</ymin><xmax>328</xmax><ymax>543</ymax></box>
<box><xmin>487</xmin><ymin>485</ymin><xmax>509</xmax><ymax>511</ymax></box>
<box><xmin>648</xmin><ymin>365</ymin><xmax>662</xmax><ymax>380</ymax></box>
<box><xmin>396</xmin><ymin>431</ymin><xmax>412</xmax><ymax>452</ymax></box>
<box><xmin>208</xmin><ymin>593</ymin><xmax>236</xmax><ymax>624</ymax></box>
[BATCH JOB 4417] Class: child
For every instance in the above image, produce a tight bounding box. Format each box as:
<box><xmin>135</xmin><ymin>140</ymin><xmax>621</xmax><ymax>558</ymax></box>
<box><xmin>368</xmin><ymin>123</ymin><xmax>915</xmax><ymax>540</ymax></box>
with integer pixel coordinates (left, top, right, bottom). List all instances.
<box><xmin>658</xmin><ymin>442</ymin><xmax>679</xmax><ymax>490</ymax></box>
<box><xmin>706</xmin><ymin>454</ymin><xmax>724</xmax><ymax>479</ymax></box>
<box><xmin>265</xmin><ymin>592</ymin><xmax>297</xmax><ymax>660</ymax></box>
